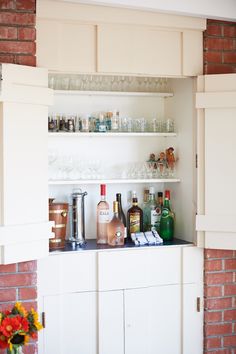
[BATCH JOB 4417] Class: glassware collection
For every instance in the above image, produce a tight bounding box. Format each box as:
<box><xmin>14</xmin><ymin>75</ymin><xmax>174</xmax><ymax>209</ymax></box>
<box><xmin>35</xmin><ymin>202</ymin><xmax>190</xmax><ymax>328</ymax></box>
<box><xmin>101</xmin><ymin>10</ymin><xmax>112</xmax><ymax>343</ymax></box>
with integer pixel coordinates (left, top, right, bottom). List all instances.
<box><xmin>48</xmin><ymin>111</ymin><xmax>175</xmax><ymax>134</ymax></box>
<box><xmin>96</xmin><ymin>184</ymin><xmax>174</xmax><ymax>247</ymax></box>
<box><xmin>48</xmin><ymin>147</ymin><xmax>177</xmax><ymax>181</ymax></box>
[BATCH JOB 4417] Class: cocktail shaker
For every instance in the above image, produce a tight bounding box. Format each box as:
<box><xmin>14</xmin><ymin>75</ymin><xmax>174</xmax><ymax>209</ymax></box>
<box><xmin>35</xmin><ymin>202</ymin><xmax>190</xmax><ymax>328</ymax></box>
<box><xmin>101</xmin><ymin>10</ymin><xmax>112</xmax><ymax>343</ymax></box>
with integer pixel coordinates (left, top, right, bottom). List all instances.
<box><xmin>71</xmin><ymin>190</ymin><xmax>88</xmax><ymax>245</ymax></box>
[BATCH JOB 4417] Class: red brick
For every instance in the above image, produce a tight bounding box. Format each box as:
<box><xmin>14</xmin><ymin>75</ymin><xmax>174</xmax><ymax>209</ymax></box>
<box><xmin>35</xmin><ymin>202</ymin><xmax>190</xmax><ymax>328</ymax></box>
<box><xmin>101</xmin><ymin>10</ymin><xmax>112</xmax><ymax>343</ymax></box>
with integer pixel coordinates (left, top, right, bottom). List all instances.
<box><xmin>207</xmin><ymin>19</ymin><xmax>236</xmax><ymax>26</ymax></box>
<box><xmin>18</xmin><ymin>260</ymin><xmax>37</xmax><ymax>272</ymax></box>
<box><xmin>205</xmin><ymin>249</ymin><xmax>234</xmax><ymax>259</ymax></box>
<box><xmin>205</xmin><ymin>323</ymin><xmax>232</xmax><ymax>336</ymax></box>
<box><xmin>205</xmin><ymin>272</ymin><xmax>233</xmax><ymax>285</ymax></box>
<box><xmin>0</xmin><ymin>0</ymin><xmax>15</xmax><ymax>9</ymax></box>
<box><xmin>225</xmin><ymin>259</ymin><xmax>236</xmax><ymax>270</ymax></box>
<box><xmin>0</xmin><ymin>41</ymin><xmax>36</xmax><ymax>55</ymax></box>
<box><xmin>205</xmin><ymin>286</ymin><xmax>223</xmax><ymax>298</ymax></box>
<box><xmin>206</xmin><ymin>297</ymin><xmax>233</xmax><ymax>310</ymax></box>
<box><xmin>224</xmin><ymin>52</ymin><xmax>236</xmax><ymax>64</ymax></box>
<box><xmin>18</xmin><ymin>27</ymin><xmax>36</xmax><ymax>41</ymax></box>
<box><xmin>205</xmin><ymin>63</ymin><xmax>236</xmax><ymax>74</ymax></box>
<box><xmin>15</xmin><ymin>54</ymin><xmax>36</xmax><ymax>66</ymax></box>
<box><xmin>204</xmin><ymin>350</ymin><xmax>232</xmax><ymax>354</ymax></box>
<box><xmin>16</xmin><ymin>0</ymin><xmax>36</xmax><ymax>11</ymax></box>
<box><xmin>224</xmin><ymin>309</ymin><xmax>236</xmax><ymax>321</ymax></box>
<box><xmin>0</xmin><ymin>273</ymin><xmax>37</xmax><ymax>287</ymax></box>
<box><xmin>223</xmin><ymin>26</ymin><xmax>236</xmax><ymax>38</ymax></box>
<box><xmin>21</xmin><ymin>301</ymin><xmax>37</xmax><ymax>312</ymax></box>
<box><xmin>224</xmin><ymin>335</ymin><xmax>236</xmax><ymax>347</ymax></box>
<box><xmin>0</xmin><ymin>53</ymin><xmax>14</xmax><ymax>63</ymax></box>
<box><xmin>0</xmin><ymin>26</ymin><xmax>17</xmax><ymax>40</ymax></box>
<box><xmin>0</xmin><ymin>12</ymin><xmax>35</xmax><ymax>26</ymax></box>
<box><xmin>204</xmin><ymin>51</ymin><xmax>222</xmax><ymax>63</ymax></box>
<box><xmin>205</xmin><ymin>38</ymin><xmax>234</xmax><ymax>51</ymax></box>
<box><xmin>205</xmin><ymin>260</ymin><xmax>223</xmax><ymax>272</ymax></box>
<box><xmin>224</xmin><ymin>284</ymin><xmax>236</xmax><ymax>296</ymax></box>
<box><xmin>0</xmin><ymin>263</ymin><xmax>17</xmax><ymax>273</ymax></box>
<box><xmin>0</xmin><ymin>288</ymin><xmax>16</xmax><ymax>302</ymax></box>
<box><xmin>19</xmin><ymin>287</ymin><xmax>37</xmax><ymax>300</ymax></box>
<box><xmin>206</xmin><ymin>25</ymin><xmax>222</xmax><ymax>36</ymax></box>
<box><xmin>205</xmin><ymin>311</ymin><xmax>222</xmax><ymax>323</ymax></box>
<box><xmin>205</xmin><ymin>337</ymin><xmax>222</xmax><ymax>349</ymax></box>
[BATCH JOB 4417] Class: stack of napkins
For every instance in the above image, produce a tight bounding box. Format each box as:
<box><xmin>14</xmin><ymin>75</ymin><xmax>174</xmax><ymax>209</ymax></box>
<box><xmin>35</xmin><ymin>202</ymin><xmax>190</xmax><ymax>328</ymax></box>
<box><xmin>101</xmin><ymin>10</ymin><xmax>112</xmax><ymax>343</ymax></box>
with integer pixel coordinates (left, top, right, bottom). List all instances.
<box><xmin>131</xmin><ymin>230</ymin><xmax>163</xmax><ymax>246</ymax></box>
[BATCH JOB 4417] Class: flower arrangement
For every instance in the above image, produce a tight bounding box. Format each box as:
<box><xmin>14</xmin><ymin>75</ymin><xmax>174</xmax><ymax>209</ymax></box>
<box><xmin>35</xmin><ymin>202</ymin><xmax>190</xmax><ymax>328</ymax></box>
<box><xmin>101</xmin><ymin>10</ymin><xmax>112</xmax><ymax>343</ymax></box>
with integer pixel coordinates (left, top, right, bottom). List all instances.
<box><xmin>0</xmin><ymin>302</ymin><xmax>43</xmax><ymax>354</ymax></box>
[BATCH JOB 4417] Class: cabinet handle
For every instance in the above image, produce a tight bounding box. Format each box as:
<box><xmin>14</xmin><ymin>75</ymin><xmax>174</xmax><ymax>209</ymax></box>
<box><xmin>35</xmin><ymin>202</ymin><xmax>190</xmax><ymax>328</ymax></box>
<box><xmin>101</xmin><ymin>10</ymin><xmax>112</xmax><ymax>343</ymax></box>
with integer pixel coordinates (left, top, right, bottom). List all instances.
<box><xmin>197</xmin><ymin>297</ymin><xmax>201</xmax><ymax>312</ymax></box>
<box><xmin>42</xmin><ymin>312</ymin><xmax>46</xmax><ymax>328</ymax></box>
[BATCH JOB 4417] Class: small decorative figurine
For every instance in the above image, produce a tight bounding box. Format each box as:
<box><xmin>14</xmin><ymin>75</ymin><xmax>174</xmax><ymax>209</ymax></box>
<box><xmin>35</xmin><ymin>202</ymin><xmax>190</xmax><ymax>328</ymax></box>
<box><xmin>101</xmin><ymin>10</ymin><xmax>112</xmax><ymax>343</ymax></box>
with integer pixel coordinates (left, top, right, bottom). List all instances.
<box><xmin>166</xmin><ymin>147</ymin><xmax>176</xmax><ymax>176</ymax></box>
<box><xmin>157</xmin><ymin>151</ymin><xmax>167</xmax><ymax>177</ymax></box>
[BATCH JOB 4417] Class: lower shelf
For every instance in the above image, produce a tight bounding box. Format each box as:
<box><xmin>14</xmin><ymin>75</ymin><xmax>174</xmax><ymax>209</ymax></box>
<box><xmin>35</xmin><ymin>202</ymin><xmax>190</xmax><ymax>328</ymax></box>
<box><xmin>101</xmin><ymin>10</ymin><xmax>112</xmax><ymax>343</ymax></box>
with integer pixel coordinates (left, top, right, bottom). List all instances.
<box><xmin>48</xmin><ymin>178</ymin><xmax>180</xmax><ymax>185</ymax></box>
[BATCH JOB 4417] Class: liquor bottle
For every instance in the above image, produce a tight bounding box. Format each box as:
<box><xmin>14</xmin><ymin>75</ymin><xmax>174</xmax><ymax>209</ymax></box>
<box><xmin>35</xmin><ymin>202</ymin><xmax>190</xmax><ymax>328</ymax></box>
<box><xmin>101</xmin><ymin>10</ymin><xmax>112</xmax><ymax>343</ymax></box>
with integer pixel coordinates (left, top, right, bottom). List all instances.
<box><xmin>107</xmin><ymin>201</ymin><xmax>125</xmax><ymax>246</ymax></box>
<box><xmin>142</xmin><ymin>189</ymin><xmax>149</xmax><ymax>207</ymax></box>
<box><xmin>159</xmin><ymin>190</ymin><xmax>174</xmax><ymax>241</ymax></box>
<box><xmin>143</xmin><ymin>187</ymin><xmax>158</xmax><ymax>232</ymax></box>
<box><xmin>156</xmin><ymin>191</ymin><xmax>163</xmax><ymax>233</ymax></box>
<box><xmin>116</xmin><ymin>193</ymin><xmax>127</xmax><ymax>239</ymax></box>
<box><xmin>111</xmin><ymin>109</ymin><xmax>119</xmax><ymax>132</ymax></box>
<box><xmin>127</xmin><ymin>191</ymin><xmax>143</xmax><ymax>237</ymax></box>
<box><xmin>97</xmin><ymin>184</ymin><xmax>110</xmax><ymax>244</ymax></box>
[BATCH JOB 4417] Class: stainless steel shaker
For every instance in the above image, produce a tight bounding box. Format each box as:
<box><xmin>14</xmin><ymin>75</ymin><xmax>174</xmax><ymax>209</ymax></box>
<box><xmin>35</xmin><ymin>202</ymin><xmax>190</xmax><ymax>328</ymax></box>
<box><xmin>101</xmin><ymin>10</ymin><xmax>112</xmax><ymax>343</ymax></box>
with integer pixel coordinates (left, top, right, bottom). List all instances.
<box><xmin>71</xmin><ymin>190</ymin><xmax>88</xmax><ymax>245</ymax></box>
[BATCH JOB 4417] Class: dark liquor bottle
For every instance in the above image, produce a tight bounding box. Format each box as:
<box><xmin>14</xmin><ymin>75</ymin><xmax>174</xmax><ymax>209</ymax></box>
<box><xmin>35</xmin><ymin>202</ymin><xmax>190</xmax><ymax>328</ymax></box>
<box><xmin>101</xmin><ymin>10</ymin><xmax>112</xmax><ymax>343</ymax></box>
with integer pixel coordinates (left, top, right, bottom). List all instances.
<box><xmin>116</xmin><ymin>193</ymin><xmax>127</xmax><ymax>239</ymax></box>
<box><xmin>156</xmin><ymin>191</ymin><xmax>163</xmax><ymax>233</ymax></box>
<box><xmin>159</xmin><ymin>190</ymin><xmax>174</xmax><ymax>241</ymax></box>
<box><xmin>127</xmin><ymin>192</ymin><xmax>143</xmax><ymax>237</ymax></box>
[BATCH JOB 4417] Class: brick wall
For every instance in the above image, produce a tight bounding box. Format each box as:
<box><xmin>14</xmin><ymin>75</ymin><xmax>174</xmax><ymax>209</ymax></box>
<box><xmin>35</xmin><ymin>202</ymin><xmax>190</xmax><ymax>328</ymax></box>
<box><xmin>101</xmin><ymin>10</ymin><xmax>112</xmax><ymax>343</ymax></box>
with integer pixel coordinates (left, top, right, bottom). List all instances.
<box><xmin>0</xmin><ymin>0</ymin><xmax>36</xmax><ymax>66</ymax></box>
<box><xmin>204</xmin><ymin>19</ymin><xmax>236</xmax><ymax>74</ymax></box>
<box><xmin>204</xmin><ymin>19</ymin><xmax>236</xmax><ymax>354</ymax></box>
<box><xmin>0</xmin><ymin>1</ymin><xmax>37</xmax><ymax>354</ymax></box>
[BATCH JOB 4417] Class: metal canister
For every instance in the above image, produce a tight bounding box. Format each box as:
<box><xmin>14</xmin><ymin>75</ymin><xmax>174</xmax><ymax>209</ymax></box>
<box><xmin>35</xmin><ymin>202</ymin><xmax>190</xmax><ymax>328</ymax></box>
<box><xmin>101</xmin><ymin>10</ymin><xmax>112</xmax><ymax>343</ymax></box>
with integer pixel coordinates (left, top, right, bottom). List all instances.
<box><xmin>49</xmin><ymin>200</ymin><xmax>69</xmax><ymax>250</ymax></box>
<box><xmin>71</xmin><ymin>191</ymin><xmax>88</xmax><ymax>245</ymax></box>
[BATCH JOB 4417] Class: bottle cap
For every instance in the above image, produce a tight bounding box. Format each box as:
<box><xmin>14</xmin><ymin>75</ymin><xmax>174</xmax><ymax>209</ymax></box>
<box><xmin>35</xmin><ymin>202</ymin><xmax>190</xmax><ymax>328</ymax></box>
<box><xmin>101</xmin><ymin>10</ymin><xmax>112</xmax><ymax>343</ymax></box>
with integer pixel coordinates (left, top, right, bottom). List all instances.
<box><xmin>149</xmin><ymin>187</ymin><xmax>154</xmax><ymax>194</ymax></box>
<box><xmin>113</xmin><ymin>201</ymin><xmax>118</xmax><ymax>213</ymax></box>
<box><xmin>116</xmin><ymin>193</ymin><xmax>121</xmax><ymax>200</ymax></box>
<box><xmin>100</xmin><ymin>184</ymin><xmax>106</xmax><ymax>196</ymax></box>
<box><xmin>165</xmin><ymin>190</ymin><xmax>170</xmax><ymax>199</ymax></box>
<box><xmin>132</xmin><ymin>191</ymin><xmax>137</xmax><ymax>198</ymax></box>
<box><xmin>158</xmin><ymin>192</ymin><xmax>163</xmax><ymax>197</ymax></box>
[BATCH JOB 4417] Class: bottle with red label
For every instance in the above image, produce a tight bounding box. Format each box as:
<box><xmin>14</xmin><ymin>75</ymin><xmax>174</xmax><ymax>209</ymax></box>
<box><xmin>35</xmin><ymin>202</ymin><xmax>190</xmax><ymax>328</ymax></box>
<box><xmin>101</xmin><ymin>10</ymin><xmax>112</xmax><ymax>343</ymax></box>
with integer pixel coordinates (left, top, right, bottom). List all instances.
<box><xmin>97</xmin><ymin>184</ymin><xmax>110</xmax><ymax>244</ymax></box>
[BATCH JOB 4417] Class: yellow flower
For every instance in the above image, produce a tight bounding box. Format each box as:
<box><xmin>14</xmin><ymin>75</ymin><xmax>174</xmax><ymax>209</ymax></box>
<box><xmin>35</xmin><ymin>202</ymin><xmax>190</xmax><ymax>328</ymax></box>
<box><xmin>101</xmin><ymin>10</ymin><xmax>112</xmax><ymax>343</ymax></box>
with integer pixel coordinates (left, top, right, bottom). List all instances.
<box><xmin>15</xmin><ymin>302</ymin><xmax>28</xmax><ymax>317</ymax></box>
<box><xmin>0</xmin><ymin>313</ymin><xmax>2</xmax><ymax>325</ymax></box>
<box><xmin>31</xmin><ymin>308</ymin><xmax>43</xmax><ymax>331</ymax></box>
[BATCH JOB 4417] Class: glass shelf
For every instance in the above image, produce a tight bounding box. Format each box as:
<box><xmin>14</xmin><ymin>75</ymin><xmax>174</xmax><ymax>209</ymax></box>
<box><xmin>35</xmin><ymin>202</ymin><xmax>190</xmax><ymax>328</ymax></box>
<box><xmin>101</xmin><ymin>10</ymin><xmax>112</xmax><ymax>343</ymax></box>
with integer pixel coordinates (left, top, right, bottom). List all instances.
<box><xmin>48</xmin><ymin>178</ymin><xmax>180</xmax><ymax>185</ymax></box>
<box><xmin>48</xmin><ymin>132</ymin><xmax>177</xmax><ymax>137</ymax></box>
<box><xmin>53</xmin><ymin>90</ymin><xmax>174</xmax><ymax>97</ymax></box>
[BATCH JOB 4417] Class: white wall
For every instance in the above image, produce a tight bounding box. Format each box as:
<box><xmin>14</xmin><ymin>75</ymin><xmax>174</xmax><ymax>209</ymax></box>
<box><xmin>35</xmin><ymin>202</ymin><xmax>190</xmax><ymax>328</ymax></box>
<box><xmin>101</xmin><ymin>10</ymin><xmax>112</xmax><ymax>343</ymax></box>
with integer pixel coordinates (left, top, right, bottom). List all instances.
<box><xmin>59</xmin><ymin>0</ymin><xmax>236</xmax><ymax>21</ymax></box>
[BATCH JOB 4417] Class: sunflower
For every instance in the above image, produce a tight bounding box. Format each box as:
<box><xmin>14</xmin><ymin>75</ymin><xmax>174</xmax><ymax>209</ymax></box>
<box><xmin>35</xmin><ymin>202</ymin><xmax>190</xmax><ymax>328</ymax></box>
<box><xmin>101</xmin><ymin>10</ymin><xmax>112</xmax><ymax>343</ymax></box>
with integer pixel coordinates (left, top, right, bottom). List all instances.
<box><xmin>14</xmin><ymin>302</ymin><xmax>28</xmax><ymax>317</ymax></box>
<box><xmin>30</xmin><ymin>309</ymin><xmax>43</xmax><ymax>331</ymax></box>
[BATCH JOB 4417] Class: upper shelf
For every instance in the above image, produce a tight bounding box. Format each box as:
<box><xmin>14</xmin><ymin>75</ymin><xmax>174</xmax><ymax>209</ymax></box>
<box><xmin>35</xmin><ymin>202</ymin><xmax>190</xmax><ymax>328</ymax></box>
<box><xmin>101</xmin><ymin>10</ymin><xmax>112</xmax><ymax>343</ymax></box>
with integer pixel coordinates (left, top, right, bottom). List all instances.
<box><xmin>49</xmin><ymin>178</ymin><xmax>180</xmax><ymax>185</ymax></box>
<box><xmin>48</xmin><ymin>132</ymin><xmax>177</xmax><ymax>137</ymax></box>
<box><xmin>53</xmin><ymin>90</ymin><xmax>174</xmax><ymax>98</ymax></box>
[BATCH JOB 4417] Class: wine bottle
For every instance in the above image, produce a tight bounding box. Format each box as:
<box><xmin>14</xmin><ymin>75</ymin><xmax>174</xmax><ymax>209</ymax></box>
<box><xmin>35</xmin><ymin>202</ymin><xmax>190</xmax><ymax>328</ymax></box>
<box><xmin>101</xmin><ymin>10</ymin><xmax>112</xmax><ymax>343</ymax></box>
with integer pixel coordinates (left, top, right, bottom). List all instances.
<box><xmin>127</xmin><ymin>191</ymin><xmax>143</xmax><ymax>237</ymax></box>
<box><xmin>143</xmin><ymin>187</ymin><xmax>158</xmax><ymax>232</ymax></box>
<box><xmin>107</xmin><ymin>201</ymin><xmax>125</xmax><ymax>246</ymax></box>
<box><xmin>96</xmin><ymin>184</ymin><xmax>109</xmax><ymax>244</ymax></box>
<box><xmin>116</xmin><ymin>193</ymin><xmax>127</xmax><ymax>239</ymax></box>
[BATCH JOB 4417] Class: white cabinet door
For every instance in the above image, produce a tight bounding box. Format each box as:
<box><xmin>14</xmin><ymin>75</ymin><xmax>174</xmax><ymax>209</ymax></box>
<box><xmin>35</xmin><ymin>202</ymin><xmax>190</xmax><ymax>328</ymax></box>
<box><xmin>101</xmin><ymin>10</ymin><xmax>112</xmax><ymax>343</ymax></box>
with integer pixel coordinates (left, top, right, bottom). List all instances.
<box><xmin>97</xmin><ymin>24</ymin><xmax>182</xmax><ymax>76</ymax></box>
<box><xmin>196</xmin><ymin>74</ymin><xmax>236</xmax><ymax>249</ymax></box>
<box><xmin>41</xmin><ymin>292</ymin><xmax>97</xmax><ymax>354</ymax></box>
<box><xmin>125</xmin><ymin>285</ymin><xmax>181</xmax><ymax>354</ymax></box>
<box><xmin>37</xmin><ymin>19</ymin><xmax>96</xmax><ymax>73</ymax></box>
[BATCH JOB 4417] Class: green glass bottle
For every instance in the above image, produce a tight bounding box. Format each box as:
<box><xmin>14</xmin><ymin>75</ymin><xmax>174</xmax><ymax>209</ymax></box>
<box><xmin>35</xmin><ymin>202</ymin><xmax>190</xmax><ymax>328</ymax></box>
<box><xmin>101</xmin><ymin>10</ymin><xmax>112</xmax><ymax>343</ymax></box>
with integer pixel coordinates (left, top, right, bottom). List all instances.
<box><xmin>160</xmin><ymin>190</ymin><xmax>174</xmax><ymax>241</ymax></box>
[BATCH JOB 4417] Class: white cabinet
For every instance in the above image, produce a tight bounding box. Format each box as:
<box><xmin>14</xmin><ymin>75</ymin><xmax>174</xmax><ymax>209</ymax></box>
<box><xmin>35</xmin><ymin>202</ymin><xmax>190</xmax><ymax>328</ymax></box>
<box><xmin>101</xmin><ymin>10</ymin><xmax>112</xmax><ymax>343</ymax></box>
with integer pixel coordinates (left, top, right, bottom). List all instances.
<box><xmin>38</xmin><ymin>246</ymin><xmax>203</xmax><ymax>354</ymax></box>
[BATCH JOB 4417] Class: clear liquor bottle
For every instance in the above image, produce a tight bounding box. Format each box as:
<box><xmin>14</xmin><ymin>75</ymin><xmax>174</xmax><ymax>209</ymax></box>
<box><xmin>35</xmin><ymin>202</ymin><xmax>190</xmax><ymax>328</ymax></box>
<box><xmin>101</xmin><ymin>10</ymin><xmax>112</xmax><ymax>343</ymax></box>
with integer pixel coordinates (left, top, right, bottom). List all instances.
<box><xmin>97</xmin><ymin>184</ymin><xmax>110</xmax><ymax>244</ymax></box>
<box><xmin>107</xmin><ymin>201</ymin><xmax>125</xmax><ymax>246</ymax></box>
<box><xmin>116</xmin><ymin>193</ymin><xmax>127</xmax><ymax>239</ymax></box>
<box><xmin>143</xmin><ymin>187</ymin><xmax>158</xmax><ymax>232</ymax></box>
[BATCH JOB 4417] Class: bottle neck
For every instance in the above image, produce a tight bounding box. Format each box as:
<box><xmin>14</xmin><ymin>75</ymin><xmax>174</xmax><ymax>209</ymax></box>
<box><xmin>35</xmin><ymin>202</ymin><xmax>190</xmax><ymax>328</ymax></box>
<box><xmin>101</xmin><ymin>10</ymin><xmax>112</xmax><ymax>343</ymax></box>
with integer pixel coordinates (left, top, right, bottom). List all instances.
<box><xmin>163</xmin><ymin>198</ymin><xmax>170</xmax><ymax>209</ymax></box>
<box><xmin>101</xmin><ymin>195</ymin><xmax>106</xmax><ymax>201</ymax></box>
<box><xmin>158</xmin><ymin>197</ymin><xmax>163</xmax><ymax>206</ymax></box>
<box><xmin>148</xmin><ymin>193</ymin><xmax>155</xmax><ymax>202</ymax></box>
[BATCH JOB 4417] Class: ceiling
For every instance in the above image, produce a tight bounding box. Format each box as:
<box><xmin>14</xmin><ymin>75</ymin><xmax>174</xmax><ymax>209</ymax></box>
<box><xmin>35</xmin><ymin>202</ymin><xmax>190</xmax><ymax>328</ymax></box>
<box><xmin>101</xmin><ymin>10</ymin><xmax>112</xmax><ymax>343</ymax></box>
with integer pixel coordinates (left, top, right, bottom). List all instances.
<box><xmin>58</xmin><ymin>0</ymin><xmax>236</xmax><ymax>21</ymax></box>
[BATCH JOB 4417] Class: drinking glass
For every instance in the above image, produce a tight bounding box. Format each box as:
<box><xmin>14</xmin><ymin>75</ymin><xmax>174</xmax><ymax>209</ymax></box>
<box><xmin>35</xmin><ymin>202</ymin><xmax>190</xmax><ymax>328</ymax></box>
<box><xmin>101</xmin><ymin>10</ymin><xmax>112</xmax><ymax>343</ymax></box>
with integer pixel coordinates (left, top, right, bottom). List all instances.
<box><xmin>166</xmin><ymin>118</ymin><xmax>175</xmax><ymax>133</ymax></box>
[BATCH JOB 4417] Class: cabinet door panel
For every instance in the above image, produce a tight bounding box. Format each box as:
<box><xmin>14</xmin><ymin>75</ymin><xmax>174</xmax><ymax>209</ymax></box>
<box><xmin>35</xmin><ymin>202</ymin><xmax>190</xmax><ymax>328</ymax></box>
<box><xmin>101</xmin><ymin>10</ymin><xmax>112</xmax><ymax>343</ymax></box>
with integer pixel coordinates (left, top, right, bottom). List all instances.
<box><xmin>125</xmin><ymin>285</ymin><xmax>181</xmax><ymax>354</ymax></box>
<box><xmin>42</xmin><ymin>292</ymin><xmax>97</xmax><ymax>354</ymax></box>
<box><xmin>37</xmin><ymin>19</ymin><xmax>96</xmax><ymax>72</ymax></box>
<box><xmin>196</xmin><ymin>74</ymin><xmax>236</xmax><ymax>249</ymax></box>
<box><xmin>97</xmin><ymin>24</ymin><xmax>181</xmax><ymax>76</ymax></box>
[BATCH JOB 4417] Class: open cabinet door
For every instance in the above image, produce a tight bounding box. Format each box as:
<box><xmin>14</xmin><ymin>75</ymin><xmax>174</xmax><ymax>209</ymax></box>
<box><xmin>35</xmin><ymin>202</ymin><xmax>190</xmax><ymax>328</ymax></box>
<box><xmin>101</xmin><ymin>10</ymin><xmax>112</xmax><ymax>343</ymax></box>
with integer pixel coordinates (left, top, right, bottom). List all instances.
<box><xmin>196</xmin><ymin>74</ymin><xmax>236</xmax><ymax>249</ymax></box>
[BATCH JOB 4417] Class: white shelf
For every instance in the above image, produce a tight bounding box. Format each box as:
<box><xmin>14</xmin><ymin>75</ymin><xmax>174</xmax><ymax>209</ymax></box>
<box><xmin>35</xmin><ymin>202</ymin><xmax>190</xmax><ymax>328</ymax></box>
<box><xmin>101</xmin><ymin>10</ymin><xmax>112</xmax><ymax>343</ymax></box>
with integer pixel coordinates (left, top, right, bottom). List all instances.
<box><xmin>48</xmin><ymin>132</ymin><xmax>177</xmax><ymax>137</ymax></box>
<box><xmin>48</xmin><ymin>178</ymin><xmax>180</xmax><ymax>185</ymax></box>
<box><xmin>54</xmin><ymin>90</ymin><xmax>174</xmax><ymax>98</ymax></box>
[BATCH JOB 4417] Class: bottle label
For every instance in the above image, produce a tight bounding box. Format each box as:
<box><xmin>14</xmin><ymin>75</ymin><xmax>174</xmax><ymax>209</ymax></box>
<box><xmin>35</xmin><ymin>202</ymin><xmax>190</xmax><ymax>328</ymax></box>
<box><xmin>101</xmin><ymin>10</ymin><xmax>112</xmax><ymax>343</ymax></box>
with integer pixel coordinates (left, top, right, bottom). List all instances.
<box><xmin>151</xmin><ymin>209</ymin><xmax>158</xmax><ymax>226</ymax></box>
<box><xmin>98</xmin><ymin>210</ymin><xmax>109</xmax><ymax>223</ymax></box>
<box><xmin>130</xmin><ymin>213</ymin><xmax>141</xmax><ymax>233</ymax></box>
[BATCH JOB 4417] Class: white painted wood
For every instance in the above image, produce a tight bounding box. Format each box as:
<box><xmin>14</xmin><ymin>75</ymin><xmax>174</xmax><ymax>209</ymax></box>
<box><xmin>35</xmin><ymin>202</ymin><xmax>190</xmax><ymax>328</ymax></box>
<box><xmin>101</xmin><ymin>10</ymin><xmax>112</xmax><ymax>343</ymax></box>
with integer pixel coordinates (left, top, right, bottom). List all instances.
<box><xmin>204</xmin><ymin>233</ymin><xmax>236</xmax><ymax>250</ymax></box>
<box><xmin>1</xmin><ymin>63</ymin><xmax>48</xmax><ymax>87</ymax></box>
<box><xmin>41</xmin><ymin>292</ymin><xmax>97</xmax><ymax>354</ymax></box>
<box><xmin>98</xmin><ymin>291</ymin><xmax>124</xmax><ymax>354</ymax></box>
<box><xmin>98</xmin><ymin>248</ymin><xmax>181</xmax><ymax>290</ymax></box>
<box><xmin>38</xmin><ymin>252</ymin><xmax>97</xmax><ymax>295</ymax></box>
<box><xmin>37</xmin><ymin>1</ymin><xmax>207</xmax><ymax>30</ymax></box>
<box><xmin>49</xmin><ymin>178</ymin><xmax>180</xmax><ymax>185</ymax></box>
<box><xmin>183</xmin><ymin>283</ymin><xmax>203</xmax><ymax>354</ymax></box>
<box><xmin>97</xmin><ymin>24</ymin><xmax>182</xmax><ymax>76</ymax></box>
<box><xmin>182</xmin><ymin>30</ymin><xmax>203</xmax><ymax>76</ymax></box>
<box><xmin>125</xmin><ymin>285</ymin><xmax>181</xmax><ymax>354</ymax></box>
<box><xmin>182</xmin><ymin>247</ymin><xmax>203</xmax><ymax>284</ymax></box>
<box><xmin>0</xmin><ymin>84</ymin><xmax>53</xmax><ymax>105</ymax></box>
<box><xmin>196</xmin><ymin>74</ymin><xmax>236</xmax><ymax>250</ymax></box>
<box><xmin>37</xmin><ymin>19</ymin><xmax>96</xmax><ymax>73</ymax></box>
<box><xmin>49</xmin><ymin>132</ymin><xmax>177</xmax><ymax>137</ymax></box>
<box><xmin>54</xmin><ymin>90</ymin><xmax>174</xmax><ymax>97</ymax></box>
